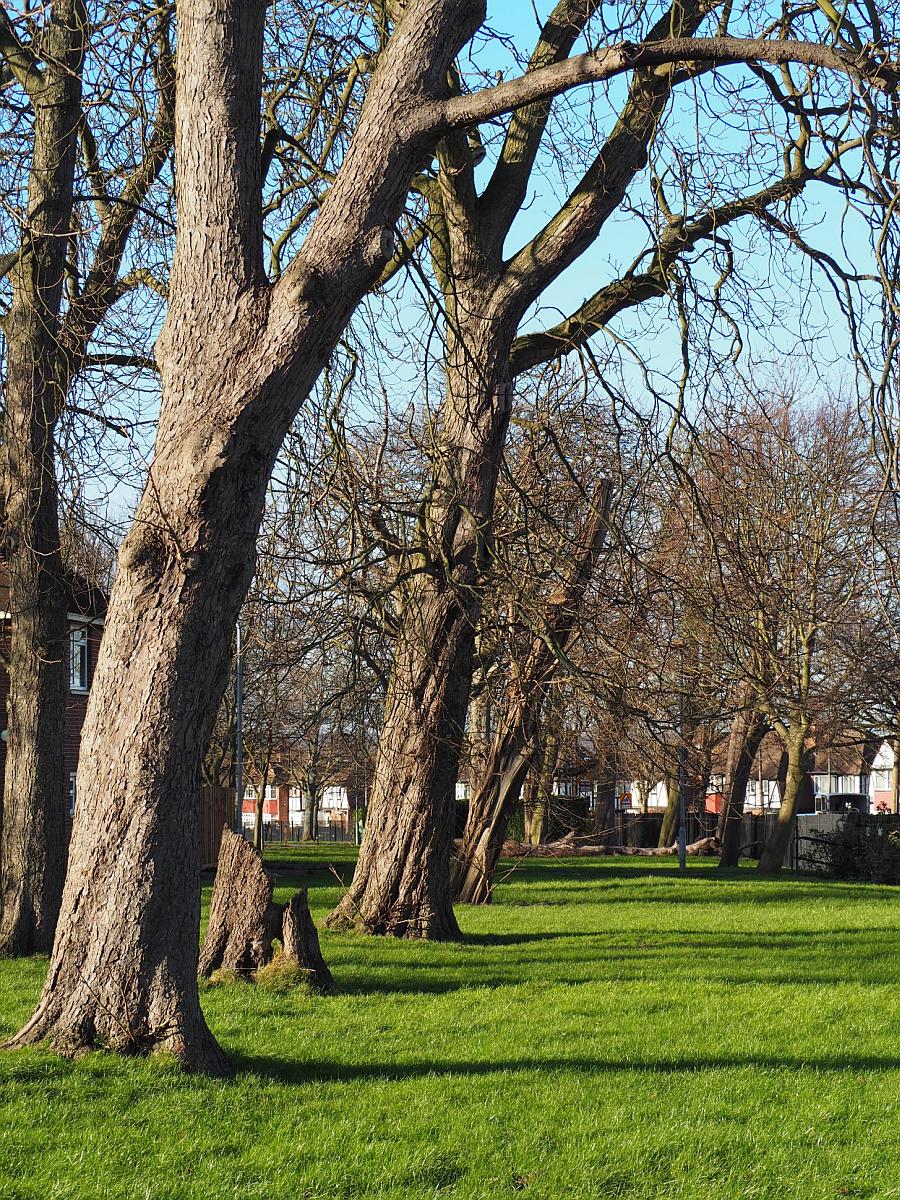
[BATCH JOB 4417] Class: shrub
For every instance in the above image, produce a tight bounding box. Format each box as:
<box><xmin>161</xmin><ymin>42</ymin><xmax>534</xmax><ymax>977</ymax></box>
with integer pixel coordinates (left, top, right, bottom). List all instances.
<box><xmin>814</xmin><ymin>815</ymin><xmax>900</xmax><ymax>884</ymax></box>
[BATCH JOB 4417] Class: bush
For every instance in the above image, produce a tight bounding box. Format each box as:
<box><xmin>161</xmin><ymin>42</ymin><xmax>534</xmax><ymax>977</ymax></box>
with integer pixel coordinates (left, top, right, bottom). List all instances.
<box><xmin>814</xmin><ymin>815</ymin><xmax>900</xmax><ymax>884</ymax></box>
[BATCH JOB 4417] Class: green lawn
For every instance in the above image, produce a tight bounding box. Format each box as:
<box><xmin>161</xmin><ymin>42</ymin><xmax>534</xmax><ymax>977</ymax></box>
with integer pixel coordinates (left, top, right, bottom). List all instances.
<box><xmin>2</xmin><ymin>854</ymin><xmax>900</xmax><ymax>1199</ymax></box>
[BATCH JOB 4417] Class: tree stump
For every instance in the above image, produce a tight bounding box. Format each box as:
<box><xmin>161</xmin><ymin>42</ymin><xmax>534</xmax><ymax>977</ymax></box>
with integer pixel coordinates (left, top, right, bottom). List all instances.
<box><xmin>198</xmin><ymin>828</ymin><xmax>280</xmax><ymax>977</ymax></box>
<box><xmin>281</xmin><ymin>889</ymin><xmax>334</xmax><ymax>993</ymax></box>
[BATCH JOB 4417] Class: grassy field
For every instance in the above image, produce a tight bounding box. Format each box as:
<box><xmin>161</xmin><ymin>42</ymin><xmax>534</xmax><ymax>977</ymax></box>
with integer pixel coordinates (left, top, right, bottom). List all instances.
<box><xmin>2</xmin><ymin>852</ymin><xmax>900</xmax><ymax>1200</ymax></box>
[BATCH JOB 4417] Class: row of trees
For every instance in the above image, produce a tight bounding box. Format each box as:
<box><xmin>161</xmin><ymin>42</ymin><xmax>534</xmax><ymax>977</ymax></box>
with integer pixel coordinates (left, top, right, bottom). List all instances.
<box><xmin>0</xmin><ymin>0</ymin><xmax>898</xmax><ymax>1075</ymax></box>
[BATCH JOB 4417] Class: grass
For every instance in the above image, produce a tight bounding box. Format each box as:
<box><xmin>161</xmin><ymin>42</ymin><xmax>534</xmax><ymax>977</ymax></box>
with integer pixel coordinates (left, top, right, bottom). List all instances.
<box><xmin>2</xmin><ymin>853</ymin><xmax>900</xmax><ymax>1200</ymax></box>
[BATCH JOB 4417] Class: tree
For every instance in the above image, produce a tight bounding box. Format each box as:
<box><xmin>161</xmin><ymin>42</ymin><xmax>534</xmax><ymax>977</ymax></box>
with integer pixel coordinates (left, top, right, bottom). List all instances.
<box><xmin>8</xmin><ymin>0</ymin><xmax>898</xmax><ymax>1071</ymax></box>
<box><xmin>329</xmin><ymin>0</ymin><xmax>900</xmax><ymax>936</ymax></box>
<box><xmin>0</xmin><ymin>1</ymin><xmax>174</xmax><ymax>954</ymax></box>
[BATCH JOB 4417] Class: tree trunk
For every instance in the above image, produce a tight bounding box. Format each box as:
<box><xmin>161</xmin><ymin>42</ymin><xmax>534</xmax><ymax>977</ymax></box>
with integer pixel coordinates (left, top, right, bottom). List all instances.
<box><xmin>452</xmin><ymin>735</ymin><xmax>533</xmax><ymax>904</ymax></box>
<box><xmin>0</xmin><ymin>0</ymin><xmax>86</xmax><ymax>956</ymax></box>
<box><xmin>326</xmin><ymin>304</ymin><xmax>516</xmax><ymax>939</ymax></box>
<box><xmin>718</xmin><ymin>708</ymin><xmax>768</xmax><ymax>869</ymax></box>
<box><xmin>8</xmin><ymin>0</ymin><xmax>489</xmax><ymax>1068</ymax></box>
<box><xmin>198</xmin><ymin>829</ymin><xmax>279</xmax><ymax>977</ymax></box>
<box><xmin>451</xmin><ymin>483</ymin><xmax>611</xmax><ymax>903</ymax></box>
<box><xmin>301</xmin><ymin>778</ymin><xmax>319</xmax><ymax>842</ymax></box>
<box><xmin>758</xmin><ymin>734</ymin><xmax>807</xmax><ymax>873</ymax></box>
<box><xmin>592</xmin><ymin>767</ymin><xmax>617</xmax><ymax>845</ymax></box>
<box><xmin>281</xmin><ymin>890</ymin><xmax>333</xmax><ymax>993</ymax></box>
<box><xmin>522</xmin><ymin>735</ymin><xmax>545</xmax><ymax>844</ymax></box>
<box><xmin>253</xmin><ymin>794</ymin><xmax>265</xmax><ymax>853</ymax></box>
<box><xmin>529</xmin><ymin>728</ymin><xmax>559</xmax><ymax>845</ymax></box>
<box><xmin>658</xmin><ymin>773</ymin><xmax>679</xmax><ymax>847</ymax></box>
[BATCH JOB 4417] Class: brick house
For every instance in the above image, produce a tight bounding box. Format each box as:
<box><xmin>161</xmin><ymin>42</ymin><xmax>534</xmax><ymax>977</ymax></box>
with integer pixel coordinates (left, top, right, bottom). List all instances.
<box><xmin>0</xmin><ymin>564</ymin><xmax>107</xmax><ymax>830</ymax></box>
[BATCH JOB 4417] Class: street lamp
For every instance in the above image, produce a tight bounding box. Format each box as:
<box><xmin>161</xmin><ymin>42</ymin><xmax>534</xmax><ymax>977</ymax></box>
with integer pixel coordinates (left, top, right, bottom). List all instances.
<box><xmin>675</xmin><ymin>640</ymin><xmax>687</xmax><ymax>873</ymax></box>
<box><xmin>234</xmin><ymin>622</ymin><xmax>244</xmax><ymax>835</ymax></box>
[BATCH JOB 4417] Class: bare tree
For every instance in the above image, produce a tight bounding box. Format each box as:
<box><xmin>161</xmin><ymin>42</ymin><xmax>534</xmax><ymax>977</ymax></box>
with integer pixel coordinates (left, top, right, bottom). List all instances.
<box><xmin>7</xmin><ymin>0</ymin><xmax>897</xmax><ymax>1072</ymax></box>
<box><xmin>0</xmin><ymin>2</ymin><xmax>173</xmax><ymax>954</ymax></box>
<box><xmin>328</xmin><ymin>0</ymin><xmax>900</xmax><ymax>937</ymax></box>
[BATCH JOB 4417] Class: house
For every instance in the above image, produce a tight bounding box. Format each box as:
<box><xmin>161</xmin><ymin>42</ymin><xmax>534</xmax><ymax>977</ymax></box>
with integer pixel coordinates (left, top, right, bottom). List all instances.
<box><xmin>240</xmin><ymin>765</ymin><xmax>368</xmax><ymax>838</ymax></box>
<box><xmin>0</xmin><ymin>565</ymin><xmax>231</xmax><ymax>868</ymax></box>
<box><xmin>0</xmin><ymin>564</ymin><xmax>107</xmax><ymax>827</ymax></box>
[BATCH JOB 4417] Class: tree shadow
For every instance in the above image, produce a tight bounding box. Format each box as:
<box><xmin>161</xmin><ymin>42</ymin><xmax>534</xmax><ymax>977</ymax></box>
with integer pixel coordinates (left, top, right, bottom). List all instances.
<box><xmin>236</xmin><ymin>1049</ymin><xmax>900</xmax><ymax>1087</ymax></box>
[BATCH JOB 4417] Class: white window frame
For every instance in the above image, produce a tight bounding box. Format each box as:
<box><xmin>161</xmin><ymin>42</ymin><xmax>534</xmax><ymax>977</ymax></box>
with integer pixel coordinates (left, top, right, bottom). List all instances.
<box><xmin>69</xmin><ymin>627</ymin><xmax>88</xmax><ymax>692</ymax></box>
<box><xmin>68</xmin><ymin>772</ymin><xmax>77</xmax><ymax>817</ymax></box>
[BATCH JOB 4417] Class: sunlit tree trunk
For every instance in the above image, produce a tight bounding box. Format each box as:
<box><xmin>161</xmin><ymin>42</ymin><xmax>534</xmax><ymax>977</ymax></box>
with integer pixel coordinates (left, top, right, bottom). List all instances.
<box><xmin>0</xmin><ymin>1</ymin><xmax>86</xmax><ymax>956</ymax></box>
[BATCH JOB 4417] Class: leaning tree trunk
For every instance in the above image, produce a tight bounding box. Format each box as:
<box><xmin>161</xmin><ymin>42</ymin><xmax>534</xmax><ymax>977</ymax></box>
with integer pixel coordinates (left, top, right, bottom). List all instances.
<box><xmin>452</xmin><ymin>733</ymin><xmax>533</xmax><ymax>905</ymax></box>
<box><xmin>326</xmin><ymin>304</ymin><xmax>516</xmax><ymax>939</ymax></box>
<box><xmin>452</xmin><ymin>482</ymin><xmax>611</xmax><ymax>903</ymax></box>
<box><xmin>718</xmin><ymin>708</ymin><xmax>768</xmax><ymax>869</ymax></box>
<box><xmin>758</xmin><ymin>733</ymin><xmax>807</xmax><ymax>873</ymax></box>
<box><xmin>0</xmin><ymin>0</ymin><xmax>86</xmax><ymax>957</ymax></box>
<box><xmin>8</xmin><ymin>0</ymin><xmax>488</xmax><ymax>1068</ymax></box>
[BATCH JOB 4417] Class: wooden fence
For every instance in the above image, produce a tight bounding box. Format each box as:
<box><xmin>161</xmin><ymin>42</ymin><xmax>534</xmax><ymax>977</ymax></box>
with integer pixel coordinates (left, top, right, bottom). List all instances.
<box><xmin>200</xmin><ymin>785</ymin><xmax>232</xmax><ymax>869</ymax></box>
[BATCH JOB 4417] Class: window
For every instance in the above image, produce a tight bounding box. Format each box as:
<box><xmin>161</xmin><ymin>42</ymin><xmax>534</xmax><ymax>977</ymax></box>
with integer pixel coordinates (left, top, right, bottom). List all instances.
<box><xmin>69</xmin><ymin>627</ymin><xmax>88</xmax><ymax>691</ymax></box>
<box><xmin>264</xmin><ymin>784</ymin><xmax>278</xmax><ymax>802</ymax></box>
<box><xmin>873</xmin><ymin>769</ymin><xmax>891</xmax><ymax>791</ymax></box>
<box><xmin>68</xmin><ymin>773</ymin><xmax>77</xmax><ymax>817</ymax></box>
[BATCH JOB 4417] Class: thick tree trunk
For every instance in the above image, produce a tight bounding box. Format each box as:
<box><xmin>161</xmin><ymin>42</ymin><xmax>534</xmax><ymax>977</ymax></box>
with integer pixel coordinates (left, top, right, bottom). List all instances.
<box><xmin>0</xmin><ymin>0</ymin><xmax>86</xmax><ymax>956</ymax></box>
<box><xmin>658</xmin><ymin>773</ymin><xmax>679</xmax><ymax>847</ymax></box>
<box><xmin>592</xmin><ymin>767</ymin><xmax>617</xmax><ymax>845</ymax></box>
<box><xmin>7</xmin><ymin>0</ymin><xmax>488</xmax><ymax>1069</ymax></box>
<box><xmin>758</xmin><ymin>734</ymin><xmax>807</xmax><ymax>873</ymax></box>
<box><xmin>324</xmin><ymin>573</ymin><xmax>475</xmax><ymax>937</ymax></box>
<box><xmin>326</xmin><ymin>304</ymin><xmax>515</xmax><ymax>938</ymax></box>
<box><xmin>718</xmin><ymin>708</ymin><xmax>768</xmax><ymax>868</ymax></box>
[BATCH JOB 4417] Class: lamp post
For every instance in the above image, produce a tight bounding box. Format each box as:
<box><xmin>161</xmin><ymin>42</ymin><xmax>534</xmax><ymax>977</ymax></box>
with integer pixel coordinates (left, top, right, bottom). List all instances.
<box><xmin>677</xmin><ymin>644</ymin><xmax>687</xmax><ymax>873</ymax></box>
<box><xmin>234</xmin><ymin>622</ymin><xmax>244</xmax><ymax>835</ymax></box>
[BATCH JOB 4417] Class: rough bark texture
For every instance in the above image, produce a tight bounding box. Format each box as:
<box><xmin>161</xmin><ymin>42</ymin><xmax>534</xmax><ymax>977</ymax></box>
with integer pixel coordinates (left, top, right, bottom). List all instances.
<box><xmin>0</xmin><ymin>1</ymin><xmax>85</xmax><ymax>956</ymax></box>
<box><xmin>658</xmin><ymin>773</ymin><xmax>679</xmax><ymax>848</ymax></box>
<box><xmin>330</xmin><ymin>0</ymin><xmax>707</xmax><ymax>938</ymax></box>
<box><xmin>9</xmin><ymin>0</ymin><xmax>488</xmax><ymax>1070</ymax></box>
<box><xmin>281</xmin><ymin>890</ymin><xmax>333</xmax><ymax>993</ymax></box>
<box><xmin>451</xmin><ymin>483</ymin><xmax>611</xmax><ymax>904</ymax></box>
<box><xmin>326</xmin><ymin>301</ymin><xmax>515</xmax><ymax>938</ymax></box>
<box><xmin>198</xmin><ymin>829</ymin><xmax>279</xmax><ymax>977</ymax></box>
<box><xmin>758</xmin><ymin>735</ymin><xmax>807</xmax><ymax>873</ymax></box>
<box><xmin>1</xmin><ymin>4</ymin><xmax>174</xmax><ymax>957</ymax></box>
<box><xmin>718</xmin><ymin>707</ymin><xmax>768</xmax><ymax>868</ymax></box>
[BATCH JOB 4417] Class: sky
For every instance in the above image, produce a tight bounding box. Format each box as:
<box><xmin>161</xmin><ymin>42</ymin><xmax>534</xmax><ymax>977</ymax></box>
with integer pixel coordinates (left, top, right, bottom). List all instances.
<box><xmin>85</xmin><ymin>0</ymin><xmax>891</xmax><ymax>527</ymax></box>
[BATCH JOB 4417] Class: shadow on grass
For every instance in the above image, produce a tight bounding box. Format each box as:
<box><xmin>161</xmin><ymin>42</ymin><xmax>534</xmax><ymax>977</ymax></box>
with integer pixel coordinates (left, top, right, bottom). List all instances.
<box><xmin>236</xmin><ymin>1049</ymin><xmax>900</xmax><ymax>1087</ymax></box>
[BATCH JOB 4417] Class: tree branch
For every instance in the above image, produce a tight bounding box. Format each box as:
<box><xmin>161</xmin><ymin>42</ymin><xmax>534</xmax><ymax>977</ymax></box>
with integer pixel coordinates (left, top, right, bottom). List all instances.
<box><xmin>434</xmin><ymin>36</ymin><xmax>898</xmax><ymax>133</ymax></box>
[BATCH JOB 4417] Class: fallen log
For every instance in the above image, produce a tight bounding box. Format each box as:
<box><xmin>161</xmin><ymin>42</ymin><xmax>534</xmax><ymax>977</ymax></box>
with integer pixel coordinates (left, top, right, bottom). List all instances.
<box><xmin>499</xmin><ymin>834</ymin><xmax>720</xmax><ymax>859</ymax></box>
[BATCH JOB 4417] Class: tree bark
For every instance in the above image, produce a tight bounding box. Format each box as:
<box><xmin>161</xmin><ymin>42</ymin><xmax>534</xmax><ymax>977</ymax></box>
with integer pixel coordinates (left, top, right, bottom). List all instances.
<box><xmin>758</xmin><ymin>734</ymin><xmax>807</xmax><ymax>873</ymax></box>
<box><xmin>451</xmin><ymin>483</ymin><xmax>611</xmax><ymax>903</ymax></box>
<box><xmin>281</xmin><ymin>890</ymin><xmax>333</xmax><ymax>993</ymax></box>
<box><xmin>658</xmin><ymin>773</ymin><xmax>679</xmax><ymax>847</ymax></box>
<box><xmin>198</xmin><ymin>829</ymin><xmax>279</xmax><ymax>977</ymax></box>
<box><xmin>326</xmin><ymin>301</ymin><xmax>515</xmax><ymax>938</ymax></box>
<box><xmin>8</xmin><ymin>0</ymin><xmax>488</xmax><ymax>1069</ymax></box>
<box><xmin>0</xmin><ymin>1</ymin><xmax>86</xmax><ymax>956</ymax></box>
<box><xmin>718</xmin><ymin>707</ymin><xmax>768</xmax><ymax>868</ymax></box>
